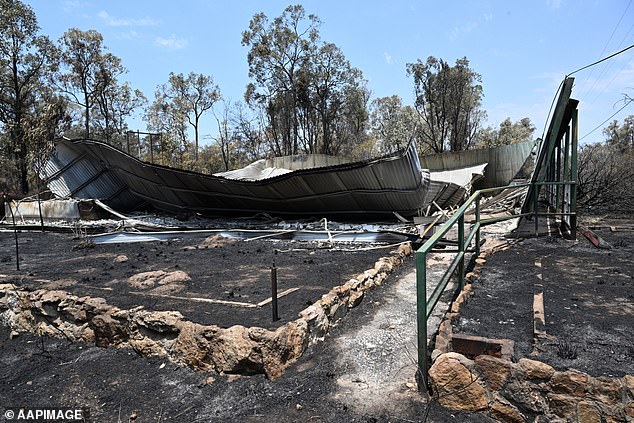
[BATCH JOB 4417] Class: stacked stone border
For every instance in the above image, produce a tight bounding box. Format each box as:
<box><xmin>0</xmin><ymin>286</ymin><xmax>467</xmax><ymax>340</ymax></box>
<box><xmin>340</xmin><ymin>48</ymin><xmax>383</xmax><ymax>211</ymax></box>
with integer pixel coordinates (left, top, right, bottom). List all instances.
<box><xmin>0</xmin><ymin>243</ymin><xmax>413</xmax><ymax>380</ymax></box>
<box><xmin>428</xmin><ymin>244</ymin><xmax>634</xmax><ymax>422</ymax></box>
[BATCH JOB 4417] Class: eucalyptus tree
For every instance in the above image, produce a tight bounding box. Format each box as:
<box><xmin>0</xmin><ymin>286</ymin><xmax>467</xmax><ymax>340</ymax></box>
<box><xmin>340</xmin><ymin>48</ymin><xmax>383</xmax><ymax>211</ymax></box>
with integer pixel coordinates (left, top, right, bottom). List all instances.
<box><xmin>242</xmin><ymin>5</ymin><xmax>319</xmax><ymax>156</ymax></box>
<box><xmin>95</xmin><ymin>80</ymin><xmax>146</xmax><ymax>146</ymax></box>
<box><xmin>145</xmin><ymin>88</ymin><xmax>189</xmax><ymax>165</ymax></box>
<box><xmin>475</xmin><ymin>117</ymin><xmax>535</xmax><ymax>148</ymax></box>
<box><xmin>406</xmin><ymin>56</ymin><xmax>485</xmax><ymax>153</ymax></box>
<box><xmin>308</xmin><ymin>42</ymin><xmax>368</xmax><ymax>155</ymax></box>
<box><xmin>603</xmin><ymin>115</ymin><xmax>634</xmax><ymax>152</ymax></box>
<box><xmin>0</xmin><ymin>0</ymin><xmax>58</xmax><ymax>193</ymax></box>
<box><xmin>151</xmin><ymin>72</ymin><xmax>221</xmax><ymax>161</ymax></box>
<box><xmin>230</xmin><ymin>101</ymin><xmax>270</xmax><ymax>163</ymax></box>
<box><xmin>211</xmin><ymin>100</ymin><xmax>237</xmax><ymax>172</ymax></box>
<box><xmin>242</xmin><ymin>5</ymin><xmax>368</xmax><ymax>157</ymax></box>
<box><xmin>58</xmin><ymin>28</ymin><xmax>127</xmax><ymax>140</ymax></box>
<box><xmin>370</xmin><ymin>95</ymin><xmax>421</xmax><ymax>154</ymax></box>
<box><xmin>331</xmin><ymin>83</ymin><xmax>371</xmax><ymax>158</ymax></box>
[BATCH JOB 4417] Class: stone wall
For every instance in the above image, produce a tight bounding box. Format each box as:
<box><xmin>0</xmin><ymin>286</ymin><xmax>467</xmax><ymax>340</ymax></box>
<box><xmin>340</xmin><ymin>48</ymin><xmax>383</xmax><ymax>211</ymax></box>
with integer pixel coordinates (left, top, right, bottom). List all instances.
<box><xmin>429</xmin><ymin>352</ymin><xmax>633</xmax><ymax>422</ymax></box>
<box><xmin>0</xmin><ymin>243</ymin><xmax>412</xmax><ymax>380</ymax></box>
<box><xmin>427</xmin><ymin>244</ymin><xmax>633</xmax><ymax>422</ymax></box>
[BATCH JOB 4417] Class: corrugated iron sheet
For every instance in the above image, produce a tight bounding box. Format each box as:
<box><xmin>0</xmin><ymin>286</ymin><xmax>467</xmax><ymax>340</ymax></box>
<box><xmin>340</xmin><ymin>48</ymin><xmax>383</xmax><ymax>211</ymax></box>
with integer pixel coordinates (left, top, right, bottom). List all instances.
<box><xmin>419</xmin><ymin>140</ymin><xmax>534</xmax><ymax>188</ymax></box>
<box><xmin>43</xmin><ymin>142</ymin><xmax>142</xmax><ymax>211</ymax></box>
<box><xmin>5</xmin><ymin>199</ymin><xmax>80</xmax><ymax>220</ymax></box>
<box><xmin>43</xmin><ymin>140</ymin><xmax>440</xmax><ymax>217</ymax></box>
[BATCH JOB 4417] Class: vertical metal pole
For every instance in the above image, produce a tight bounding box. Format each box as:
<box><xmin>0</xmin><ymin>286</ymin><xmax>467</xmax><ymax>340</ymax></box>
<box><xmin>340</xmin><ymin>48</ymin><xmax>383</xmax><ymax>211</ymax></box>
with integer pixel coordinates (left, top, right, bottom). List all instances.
<box><xmin>475</xmin><ymin>195</ymin><xmax>481</xmax><ymax>257</ymax></box>
<box><xmin>126</xmin><ymin>132</ymin><xmax>130</xmax><ymax>154</ymax></box>
<box><xmin>534</xmin><ymin>182</ymin><xmax>539</xmax><ymax>237</ymax></box>
<box><xmin>271</xmin><ymin>263</ymin><xmax>279</xmax><ymax>322</ymax></box>
<box><xmin>563</xmin><ymin>129</ymin><xmax>570</xmax><ymax>183</ymax></box>
<box><xmin>563</xmin><ymin>129</ymin><xmax>571</xmax><ymax>229</ymax></box>
<box><xmin>570</xmin><ymin>109</ymin><xmax>579</xmax><ymax>235</ymax></box>
<box><xmin>159</xmin><ymin>133</ymin><xmax>163</xmax><ymax>165</ymax></box>
<box><xmin>36</xmin><ymin>181</ymin><xmax>44</xmax><ymax>231</ymax></box>
<box><xmin>458</xmin><ymin>214</ymin><xmax>465</xmax><ymax>291</ymax></box>
<box><xmin>553</xmin><ymin>140</ymin><xmax>563</xmax><ymax>213</ymax></box>
<box><xmin>416</xmin><ymin>250</ymin><xmax>428</xmax><ymax>391</ymax></box>
<box><xmin>149</xmin><ymin>134</ymin><xmax>154</xmax><ymax>164</ymax></box>
<box><xmin>5</xmin><ymin>196</ymin><xmax>20</xmax><ymax>271</ymax></box>
<box><xmin>137</xmin><ymin>130</ymin><xmax>141</xmax><ymax>159</ymax></box>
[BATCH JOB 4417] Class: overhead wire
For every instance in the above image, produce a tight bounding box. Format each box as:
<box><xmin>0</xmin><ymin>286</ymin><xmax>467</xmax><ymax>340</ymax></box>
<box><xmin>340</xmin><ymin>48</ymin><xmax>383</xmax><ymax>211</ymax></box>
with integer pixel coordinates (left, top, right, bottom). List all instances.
<box><xmin>566</xmin><ymin>42</ymin><xmax>634</xmax><ymax>77</ymax></box>
<box><xmin>540</xmin><ymin>79</ymin><xmax>565</xmax><ymax>141</ymax></box>
<box><xmin>585</xmin><ymin>20</ymin><xmax>634</xmax><ymax>106</ymax></box>
<box><xmin>578</xmin><ymin>97</ymin><xmax>633</xmax><ymax>142</ymax></box>
<box><xmin>537</xmin><ymin>40</ymin><xmax>634</xmax><ymax>144</ymax></box>
<box><xmin>577</xmin><ymin>0</ymin><xmax>632</xmax><ymax>98</ymax></box>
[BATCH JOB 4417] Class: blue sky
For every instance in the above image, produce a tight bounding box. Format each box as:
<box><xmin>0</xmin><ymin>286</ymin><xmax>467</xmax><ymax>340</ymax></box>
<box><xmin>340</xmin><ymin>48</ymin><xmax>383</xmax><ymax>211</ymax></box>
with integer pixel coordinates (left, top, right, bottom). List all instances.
<box><xmin>27</xmin><ymin>0</ymin><xmax>634</xmax><ymax>146</ymax></box>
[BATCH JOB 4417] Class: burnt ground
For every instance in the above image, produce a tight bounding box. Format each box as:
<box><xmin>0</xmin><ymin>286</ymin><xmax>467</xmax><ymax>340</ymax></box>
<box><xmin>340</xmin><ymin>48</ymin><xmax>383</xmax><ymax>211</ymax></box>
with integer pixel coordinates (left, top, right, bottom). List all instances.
<box><xmin>0</xmin><ymin>231</ymin><xmax>390</xmax><ymax>329</ymax></box>
<box><xmin>0</xmin><ymin>228</ymin><xmax>488</xmax><ymax>422</ymax></box>
<box><xmin>454</xmin><ymin>217</ymin><xmax>634</xmax><ymax>377</ymax></box>
<box><xmin>3</xmin><ymin>216</ymin><xmax>631</xmax><ymax>421</ymax></box>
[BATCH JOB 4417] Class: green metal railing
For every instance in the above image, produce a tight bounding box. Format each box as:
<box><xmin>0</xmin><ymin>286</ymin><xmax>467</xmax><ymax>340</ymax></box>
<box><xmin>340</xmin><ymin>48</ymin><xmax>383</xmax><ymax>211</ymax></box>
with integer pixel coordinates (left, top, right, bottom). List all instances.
<box><xmin>415</xmin><ymin>180</ymin><xmax>576</xmax><ymax>389</ymax></box>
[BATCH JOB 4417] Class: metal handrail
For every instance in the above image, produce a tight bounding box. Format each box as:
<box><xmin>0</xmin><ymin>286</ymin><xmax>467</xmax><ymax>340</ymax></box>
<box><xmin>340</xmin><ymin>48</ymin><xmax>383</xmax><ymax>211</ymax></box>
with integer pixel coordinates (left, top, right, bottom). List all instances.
<box><xmin>415</xmin><ymin>180</ymin><xmax>576</xmax><ymax>389</ymax></box>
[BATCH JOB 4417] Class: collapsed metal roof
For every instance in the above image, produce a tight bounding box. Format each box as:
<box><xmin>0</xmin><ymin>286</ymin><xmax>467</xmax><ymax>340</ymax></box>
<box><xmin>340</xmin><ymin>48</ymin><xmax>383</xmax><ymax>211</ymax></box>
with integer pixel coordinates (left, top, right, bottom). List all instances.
<box><xmin>42</xmin><ymin>139</ymin><xmax>528</xmax><ymax>218</ymax></box>
<box><xmin>43</xmin><ymin>140</ymin><xmax>433</xmax><ymax>216</ymax></box>
<box><xmin>419</xmin><ymin>140</ymin><xmax>535</xmax><ymax>188</ymax></box>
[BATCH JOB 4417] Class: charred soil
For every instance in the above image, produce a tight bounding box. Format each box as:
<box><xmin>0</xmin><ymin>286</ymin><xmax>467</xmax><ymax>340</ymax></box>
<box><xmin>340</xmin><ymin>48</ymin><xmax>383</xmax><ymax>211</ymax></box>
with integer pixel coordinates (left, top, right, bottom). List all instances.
<box><xmin>0</xmin><ymin>229</ymin><xmax>488</xmax><ymax>422</ymax></box>
<box><xmin>1</xmin><ymin>231</ymin><xmax>389</xmax><ymax>329</ymax></box>
<box><xmin>454</xmin><ymin>217</ymin><xmax>634</xmax><ymax>377</ymax></box>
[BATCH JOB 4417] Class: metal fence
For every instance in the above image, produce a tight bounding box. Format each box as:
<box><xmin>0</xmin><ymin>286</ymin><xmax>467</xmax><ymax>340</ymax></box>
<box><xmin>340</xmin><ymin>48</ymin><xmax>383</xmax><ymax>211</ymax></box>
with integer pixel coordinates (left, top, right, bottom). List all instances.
<box><xmin>415</xmin><ymin>179</ymin><xmax>578</xmax><ymax>389</ymax></box>
<box><xmin>416</xmin><ymin>76</ymin><xmax>579</xmax><ymax>390</ymax></box>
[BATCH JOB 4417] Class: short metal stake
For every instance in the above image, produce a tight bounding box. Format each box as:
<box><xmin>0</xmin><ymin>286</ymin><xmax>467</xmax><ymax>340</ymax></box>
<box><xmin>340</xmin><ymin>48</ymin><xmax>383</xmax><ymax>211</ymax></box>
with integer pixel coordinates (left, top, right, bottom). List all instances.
<box><xmin>271</xmin><ymin>262</ymin><xmax>279</xmax><ymax>322</ymax></box>
<box><xmin>5</xmin><ymin>195</ymin><xmax>20</xmax><ymax>271</ymax></box>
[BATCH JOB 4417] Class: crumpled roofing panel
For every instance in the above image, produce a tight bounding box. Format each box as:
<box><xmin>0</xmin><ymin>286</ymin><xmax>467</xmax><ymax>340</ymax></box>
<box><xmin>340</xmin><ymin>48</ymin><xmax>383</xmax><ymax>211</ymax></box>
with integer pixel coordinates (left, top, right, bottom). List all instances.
<box><xmin>42</xmin><ymin>141</ymin><xmax>141</xmax><ymax>211</ymax></box>
<box><xmin>420</xmin><ymin>140</ymin><xmax>534</xmax><ymax>188</ymax></box>
<box><xmin>44</xmin><ymin>139</ymin><xmax>437</xmax><ymax>217</ymax></box>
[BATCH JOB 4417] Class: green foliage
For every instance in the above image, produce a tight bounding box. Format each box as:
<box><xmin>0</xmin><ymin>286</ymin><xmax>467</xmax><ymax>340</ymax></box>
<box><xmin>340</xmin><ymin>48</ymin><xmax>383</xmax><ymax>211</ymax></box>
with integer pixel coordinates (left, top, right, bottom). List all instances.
<box><xmin>94</xmin><ymin>81</ymin><xmax>147</xmax><ymax>148</ymax></box>
<box><xmin>406</xmin><ymin>56</ymin><xmax>485</xmax><ymax>153</ymax></box>
<box><xmin>147</xmin><ymin>72</ymin><xmax>220</xmax><ymax>161</ymax></box>
<box><xmin>242</xmin><ymin>4</ymin><xmax>369</xmax><ymax>157</ymax></box>
<box><xmin>0</xmin><ymin>0</ymin><xmax>58</xmax><ymax>193</ymax></box>
<box><xmin>370</xmin><ymin>95</ymin><xmax>421</xmax><ymax>155</ymax></box>
<box><xmin>475</xmin><ymin>117</ymin><xmax>536</xmax><ymax>148</ymax></box>
<box><xmin>603</xmin><ymin>114</ymin><xmax>633</xmax><ymax>153</ymax></box>
<box><xmin>57</xmin><ymin>28</ymin><xmax>145</xmax><ymax>146</ymax></box>
<box><xmin>58</xmin><ymin>28</ymin><xmax>120</xmax><ymax>139</ymax></box>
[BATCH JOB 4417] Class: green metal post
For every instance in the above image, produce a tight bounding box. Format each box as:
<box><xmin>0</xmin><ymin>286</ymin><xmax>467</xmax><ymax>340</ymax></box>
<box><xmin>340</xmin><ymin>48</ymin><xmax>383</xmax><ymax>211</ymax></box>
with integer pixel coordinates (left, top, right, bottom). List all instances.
<box><xmin>458</xmin><ymin>214</ymin><xmax>465</xmax><ymax>290</ymax></box>
<box><xmin>533</xmin><ymin>182</ymin><xmax>539</xmax><ymax>237</ymax></box>
<box><xmin>563</xmin><ymin>130</ymin><xmax>570</xmax><ymax>194</ymax></box>
<box><xmin>563</xmin><ymin>129</ymin><xmax>571</xmax><ymax>230</ymax></box>
<box><xmin>416</xmin><ymin>250</ymin><xmax>428</xmax><ymax>390</ymax></box>
<box><xmin>553</xmin><ymin>140</ymin><xmax>561</xmax><ymax>212</ymax></box>
<box><xmin>570</xmin><ymin>109</ymin><xmax>579</xmax><ymax>234</ymax></box>
<box><xmin>475</xmin><ymin>195</ymin><xmax>481</xmax><ymax>257</ymax></box>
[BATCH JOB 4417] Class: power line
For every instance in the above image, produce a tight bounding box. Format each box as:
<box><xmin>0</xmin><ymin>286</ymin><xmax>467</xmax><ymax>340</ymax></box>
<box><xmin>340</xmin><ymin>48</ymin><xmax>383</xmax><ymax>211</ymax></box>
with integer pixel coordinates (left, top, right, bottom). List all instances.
<box><xmin>538</xmin><ymin>41</ymin><xmax>634</xmax><ymax>145</ymax></box>
<box><xmin>578</xmin><ymin>0</ymin><xmax>632</xmax><ymax>98</ymax></box>
<box><xmin>566</xmin><ymin>42</ymin><xmax>634</xmax><ymax>77</ymax></box>
<box><xmin>541</xmin><ymin>79</ymin><xmax>564</xmax><ymax>141</ymax></box>
<box><xmin>566</xmin><ymin>41</ymin><xmax>634</xmax><ymax>142</ymax></box>
<box><xmin>585</xmin><ymin>20</ymin><xmax>634</xmax><ymax>106</ymax></box>
<box><xmin>578</xmin><ymin>97</ymin><xmax>633</xmax><ymax>142</ymax></box>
